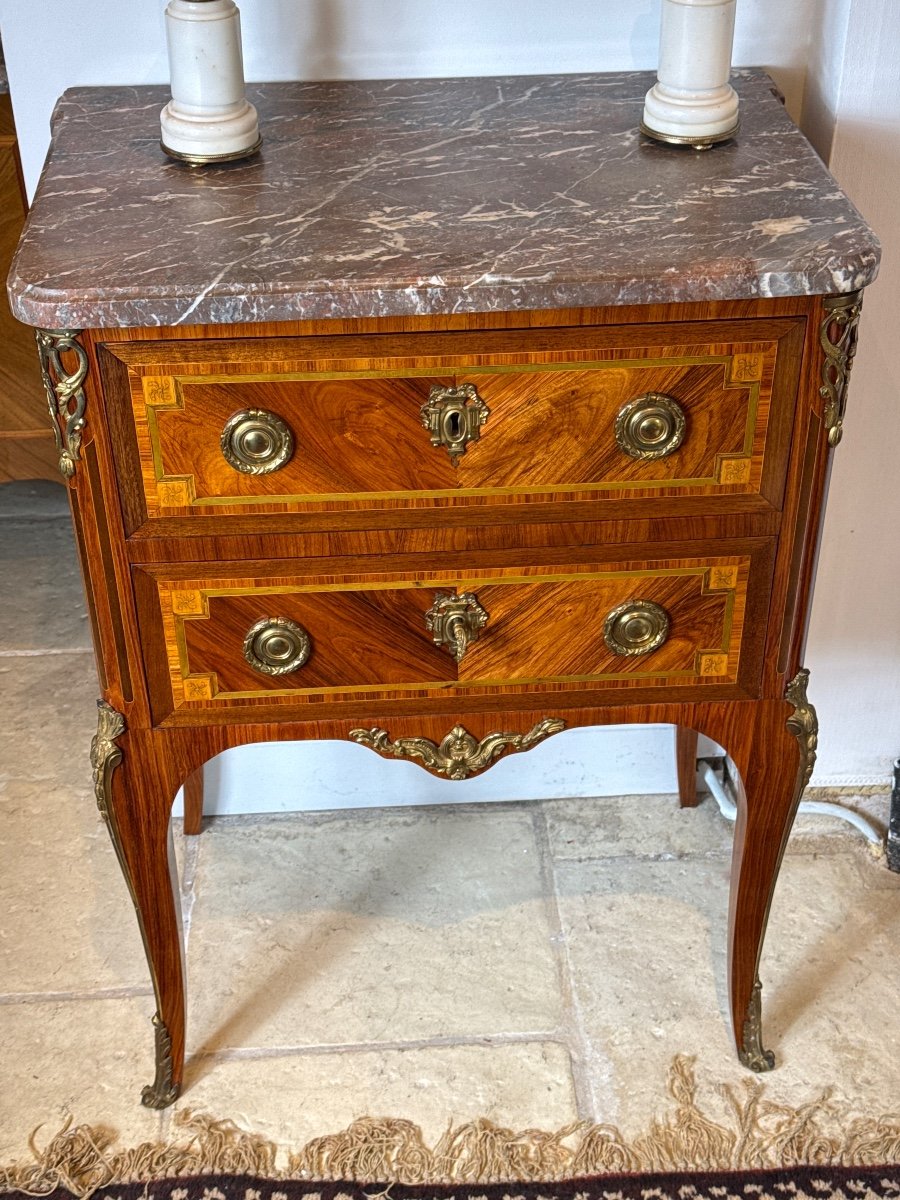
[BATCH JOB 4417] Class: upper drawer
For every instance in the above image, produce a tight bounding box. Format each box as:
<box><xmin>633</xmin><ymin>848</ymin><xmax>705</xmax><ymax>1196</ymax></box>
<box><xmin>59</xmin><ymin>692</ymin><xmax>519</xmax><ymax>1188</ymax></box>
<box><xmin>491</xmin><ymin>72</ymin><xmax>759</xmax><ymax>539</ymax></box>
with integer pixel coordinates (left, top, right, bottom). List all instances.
<box><xmin>100</xmin><ymin>319</ymin><xmax>804</xmax><ymax>533</ymax></box>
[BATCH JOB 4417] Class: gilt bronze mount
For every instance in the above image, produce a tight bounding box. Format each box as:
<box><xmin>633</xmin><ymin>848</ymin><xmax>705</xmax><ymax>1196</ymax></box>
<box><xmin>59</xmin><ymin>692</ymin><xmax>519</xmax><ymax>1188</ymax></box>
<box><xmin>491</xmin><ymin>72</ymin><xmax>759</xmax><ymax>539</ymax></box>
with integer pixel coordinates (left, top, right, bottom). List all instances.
<box><xmin>738</xmin><ymin>977</ymin><xmax>775</xmax><ymax>1072</ymax></box>
<box><xmin>425</xmin><ymin>592</ymin><xmax>489</xmax><ymax>662</ymax></box>
<box><xmin>350</xmin><ymin>718</ymin><xmax>567</xmax><ymax>781</ymax></box>
<box><xmin>420</xmin><ymin>383</ymin><xmax>490</xmax><ymax>464</ymax></box>
<box><xmin>221</xmin><ymin>407</ymin><xmax>294</xmax><ymax>474</ymax></box>
<box><xmin>36</xmin><ymin>328</ymin><xmax>89</xmax><ymax>479</ymax></box>
<box><xmin>243</xmin><ymin>616</ymin><xmax>312</xmax><ymax>676</ymax></box>
<box><xmin>820</xmin><ymin>291</ymin><xmax>862</xmax><ymax>448</ymax></box>
<box><xmin>615</xmin><ymin>393</ymin><xmax>686</xmax><ymax>460</ymax></box>
<box><xmin>785</xmin><ymin>667</ymin><xmax>818</xmax><ymax>791</ymax></box>
<box><xmin>604</xmin><ymin>599</ymin><xmax>670</xmax><ymax>657</ymax></box>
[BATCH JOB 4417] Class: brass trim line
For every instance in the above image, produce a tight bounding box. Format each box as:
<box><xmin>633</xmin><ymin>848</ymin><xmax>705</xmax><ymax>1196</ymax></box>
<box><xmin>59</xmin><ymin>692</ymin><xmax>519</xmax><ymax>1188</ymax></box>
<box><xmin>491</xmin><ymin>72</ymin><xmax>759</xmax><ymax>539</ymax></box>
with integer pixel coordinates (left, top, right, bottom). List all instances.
<box><xmin>161</xmin><ymin>135</ymin><xmax>262</xmax><ymax>165</ymax></box>
<box><xmin>165</xmin><ymin>562</ymin><xmax>745</xmax><ymax>704</ymax></box>
<box><xmin>640</xmin><ymin>120</ymin><xmax>740</xmax><ymax>149</ymax></box>
<box><xmin>139</xmin><ymin>350</ymin><xmax>765</xmax><ymax>508</ymax></box>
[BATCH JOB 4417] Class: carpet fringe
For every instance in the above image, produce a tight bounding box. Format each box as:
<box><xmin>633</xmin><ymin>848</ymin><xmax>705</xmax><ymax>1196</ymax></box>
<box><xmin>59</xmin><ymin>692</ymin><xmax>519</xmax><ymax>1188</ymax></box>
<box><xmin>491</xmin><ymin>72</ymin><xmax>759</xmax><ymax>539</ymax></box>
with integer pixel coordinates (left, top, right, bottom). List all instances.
<box><xmin>2</xmin><ymin>1057</ymin><xmax>898</xmax><ymax>1197</ymax></box>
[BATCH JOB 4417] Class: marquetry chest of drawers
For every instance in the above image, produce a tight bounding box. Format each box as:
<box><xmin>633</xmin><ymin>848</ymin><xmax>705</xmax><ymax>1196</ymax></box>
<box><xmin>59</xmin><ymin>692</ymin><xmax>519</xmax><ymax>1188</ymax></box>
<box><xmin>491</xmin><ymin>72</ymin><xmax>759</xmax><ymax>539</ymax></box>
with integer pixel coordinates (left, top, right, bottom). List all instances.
<box><xmin>9</xmin><ymin>71</ymin><xmax>879</xmax><ymax>1107</ymax></box>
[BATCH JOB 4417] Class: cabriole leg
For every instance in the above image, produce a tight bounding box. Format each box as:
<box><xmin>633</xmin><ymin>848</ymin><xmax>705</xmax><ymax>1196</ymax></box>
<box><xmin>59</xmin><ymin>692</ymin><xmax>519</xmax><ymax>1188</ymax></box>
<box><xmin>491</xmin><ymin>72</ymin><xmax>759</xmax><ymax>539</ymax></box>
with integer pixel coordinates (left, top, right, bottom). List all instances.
<box><xmin>183</xmin><ymin>767</ymin><xmax>204</xmax><ymax>835</ymax></box>
<box><xmin>91</xmin><ymin>701</ymin><xmax>185</xmax><ymax>1108</ymax></box>
<box><xmin>725</xmin><ymin>670</ymin><xmax>817</xmax><ymax>1071</ymax></box>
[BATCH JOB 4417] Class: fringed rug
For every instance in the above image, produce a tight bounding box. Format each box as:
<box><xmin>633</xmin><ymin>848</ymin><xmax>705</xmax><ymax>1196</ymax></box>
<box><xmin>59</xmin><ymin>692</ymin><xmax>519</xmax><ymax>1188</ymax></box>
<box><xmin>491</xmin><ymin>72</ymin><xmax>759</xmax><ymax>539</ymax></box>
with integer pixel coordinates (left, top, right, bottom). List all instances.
<box><xmin>3</xmin><ymin>1059</ymin><xmax>898</xmax><ymax>1199</ymax></box>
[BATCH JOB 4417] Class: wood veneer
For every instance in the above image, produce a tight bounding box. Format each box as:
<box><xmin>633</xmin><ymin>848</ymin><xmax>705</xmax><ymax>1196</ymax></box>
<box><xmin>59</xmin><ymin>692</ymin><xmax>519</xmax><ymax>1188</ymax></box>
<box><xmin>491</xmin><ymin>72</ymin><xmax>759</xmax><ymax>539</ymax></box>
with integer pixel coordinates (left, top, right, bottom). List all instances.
<box><xmin>0</xmin><ymin>94</ymin><xmax>56</xmax><ymax>482</ymax></box>
<box><xmin>47</xmin><ymin>293</ymin><xmax>839</xmax><ymax>1106</ymax></box>
<box><xmin>104</xmin><ymin>316</ymin><xmax>803</xmax><ymax>530</ymax></box>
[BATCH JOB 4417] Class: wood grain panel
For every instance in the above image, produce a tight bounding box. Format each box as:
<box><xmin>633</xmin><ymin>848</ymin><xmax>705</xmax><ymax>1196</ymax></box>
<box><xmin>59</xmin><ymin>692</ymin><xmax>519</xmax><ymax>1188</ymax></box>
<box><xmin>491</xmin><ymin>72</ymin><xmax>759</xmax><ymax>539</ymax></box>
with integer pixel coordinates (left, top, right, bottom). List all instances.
<box><xmin>102</xmin><ymin>316</ymin><xmax>803</xmax><ymax>530</ymax></box>
<box><xmin>92</xmin><ymin>295</ymin><xmax>814</xmax><ymax>345</ymax></box>
<box><xmin>137</xmin><ymin>550</ymin><xmax>769</xmax><ymax>720</ymax></box>
<box><xmin>0</xmin><ymin>94</ymin><xmax>56</xmax><ymax>482</ymax></box>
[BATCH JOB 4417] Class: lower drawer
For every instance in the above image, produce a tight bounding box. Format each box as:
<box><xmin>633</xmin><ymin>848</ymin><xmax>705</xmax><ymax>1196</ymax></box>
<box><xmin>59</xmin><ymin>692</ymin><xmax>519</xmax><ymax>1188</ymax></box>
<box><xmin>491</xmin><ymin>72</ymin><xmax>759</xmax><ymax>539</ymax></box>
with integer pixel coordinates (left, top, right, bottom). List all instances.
<box><xmin>135</xmin><ymin>546</ymin><xmax>774</xmax><ymax>722</ymax></box>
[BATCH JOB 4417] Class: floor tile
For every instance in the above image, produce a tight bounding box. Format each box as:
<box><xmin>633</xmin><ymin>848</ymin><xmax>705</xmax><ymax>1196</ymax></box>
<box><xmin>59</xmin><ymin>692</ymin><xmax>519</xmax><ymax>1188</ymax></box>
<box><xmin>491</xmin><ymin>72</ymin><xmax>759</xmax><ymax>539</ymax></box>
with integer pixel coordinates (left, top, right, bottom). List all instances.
<box><xmin>542</xmin><ymin>792</ymin><xmax>734</xmax><ymax>861</ymax></box>
<box><xmin>0</xmin><ymin>996</ymin><xmax>166</xmax><ymax>1160</ymax></box>
<box><xmin>0</xmin><ymin>479</ymin><xmax>69</xmax><ymax>521</ymax></box>
<box><xmin>0</xmin><ymin>652</ymin><xmax>98</xmax><ymax>782</ymax></box>
<box><xmin>553</xmin><ymin>849</ymin><xmax>900</xmax><ymax>1131</ymax></box>
<box><xmin>186</xmin><ymin>807</ymin><xmax>561</xmax><ymax>1053</ymax></box>
<box><xmin>0</xmin><ymin>519</ymin><xmax>90</xmax><ymax>651</ymax></box>
<box><xmin>763</xmin><ymin>850</ymin><xmax>900</xmax><ymax>1098</ymax></box>
<box><xmin>0</xmin><ymin>777</ymin><xmax>152</xmax><ymax>994</ymax></box>
<box><xmin>180</xmin><ymin>1040</ymin><xmax>579</xmax><ymax>1149</ymax></box>
<box><xmin>788</xmin><ymin>791</ymin><xmax>890</xmax><ymax>855</ymax></box>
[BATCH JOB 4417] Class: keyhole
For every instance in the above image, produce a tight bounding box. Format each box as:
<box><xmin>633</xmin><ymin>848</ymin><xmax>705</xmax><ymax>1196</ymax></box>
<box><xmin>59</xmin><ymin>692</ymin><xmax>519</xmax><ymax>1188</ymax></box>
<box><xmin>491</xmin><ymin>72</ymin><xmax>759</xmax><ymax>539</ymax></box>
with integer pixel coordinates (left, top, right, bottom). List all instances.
<box><xmin>446</xmin><ymin>410</ymin><xmax>462</xmax><ymax>440</ymax></box>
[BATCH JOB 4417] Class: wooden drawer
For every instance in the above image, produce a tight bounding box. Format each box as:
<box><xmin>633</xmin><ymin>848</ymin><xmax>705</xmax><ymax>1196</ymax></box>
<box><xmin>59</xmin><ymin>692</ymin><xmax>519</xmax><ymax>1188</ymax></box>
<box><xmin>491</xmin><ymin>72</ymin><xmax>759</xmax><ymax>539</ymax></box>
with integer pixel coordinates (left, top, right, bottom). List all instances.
<box><xmin>135</xmin><ymin>544</ymin><xmax>775</xmax><ymax>722</ymax></box>
<box><xmin>103</xmin><ymin>318</ymin><xmax>804</xmax><ymax>533</ymax></box>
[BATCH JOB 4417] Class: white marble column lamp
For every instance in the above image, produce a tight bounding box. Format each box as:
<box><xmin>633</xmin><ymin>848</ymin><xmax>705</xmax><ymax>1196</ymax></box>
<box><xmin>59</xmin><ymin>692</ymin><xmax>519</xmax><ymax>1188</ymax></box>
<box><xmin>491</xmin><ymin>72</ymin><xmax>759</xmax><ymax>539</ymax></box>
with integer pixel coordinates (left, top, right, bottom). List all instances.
<box><xmin>160</xmin><ymin>0</ymin><xmax>261</xmax><ymax>164</ymax></box>
<box><xmin>641</xmin><ymin>0</ymin><xmax>740</xmax><ymax>148</ymax></box>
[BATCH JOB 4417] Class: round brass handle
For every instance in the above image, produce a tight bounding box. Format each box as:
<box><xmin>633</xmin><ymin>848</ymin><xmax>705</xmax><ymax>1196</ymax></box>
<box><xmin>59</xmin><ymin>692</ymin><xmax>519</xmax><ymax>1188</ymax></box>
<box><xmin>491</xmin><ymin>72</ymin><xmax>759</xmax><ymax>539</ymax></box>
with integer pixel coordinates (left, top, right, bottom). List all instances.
<box><xmin>243</xmin><ymin>617</ymin><xmax>311</xmax><ymax>675</ymax></box>
<box><xmin>221</xmin><ymin>409</ymin><xmax>294</xmax><ymax>475</ymax></box>
<box><xmin>603</xmin><ymin>599</ymin><xmax>670</xmax><ymax>657</ymax></box>
<box><xmin>615</xmin><ymin>393</ymin><xmax>686</xmax><ymax>460</ymax></box>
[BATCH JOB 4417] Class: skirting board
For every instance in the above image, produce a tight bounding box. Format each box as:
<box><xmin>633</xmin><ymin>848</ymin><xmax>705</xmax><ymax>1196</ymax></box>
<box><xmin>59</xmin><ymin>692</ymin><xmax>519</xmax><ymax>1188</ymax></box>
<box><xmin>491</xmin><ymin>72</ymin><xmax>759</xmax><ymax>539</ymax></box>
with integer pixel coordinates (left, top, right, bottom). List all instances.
<box><xmin>174</xmin><ymin>724</ymin><xmax>720</xmax><ymax>816</ymax></box>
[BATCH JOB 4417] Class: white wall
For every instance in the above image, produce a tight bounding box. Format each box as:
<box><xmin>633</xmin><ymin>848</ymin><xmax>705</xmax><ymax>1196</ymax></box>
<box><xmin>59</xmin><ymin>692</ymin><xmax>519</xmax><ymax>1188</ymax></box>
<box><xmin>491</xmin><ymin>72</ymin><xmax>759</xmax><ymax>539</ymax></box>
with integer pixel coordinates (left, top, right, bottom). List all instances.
<box><xmin>802</xmin><ymin>0</ymin><xmax>900</xmax><ymax>785</ymax></box>
<box><xmin>800</xmin><ymin>0</ymin><xmax>852</xmax><ymax>160</ymax></box>
<box><xmin>4</xmin><ymin>0</ymin><xmax>892</xmax><ymax>811</ymax></box>
<box><xmin>4</xmin><ymin>0</ymin><xmax>816</xmax><ymax>200</ymax></box>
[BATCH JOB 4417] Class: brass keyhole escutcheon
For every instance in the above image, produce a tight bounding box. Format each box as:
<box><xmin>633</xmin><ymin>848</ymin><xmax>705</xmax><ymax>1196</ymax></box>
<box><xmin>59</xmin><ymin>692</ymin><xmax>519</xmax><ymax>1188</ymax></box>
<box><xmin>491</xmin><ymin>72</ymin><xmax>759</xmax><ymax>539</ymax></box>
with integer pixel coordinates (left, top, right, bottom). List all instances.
<box><xmin>221</xmin><ymin>408</ymin><xmax>295</xmax><ymax>475</ymax></box>
<box><xmin>420</xmin><ymin>384</ymin><xmax>491</xmax><ymax>464</ymax></box>
<box><xmin>603</xmin><ymin>599</ymin><xmax>670</xmax><ymax>657</ymax></box>
<box><xmin>243</xmin><ymin>617</ymin><xmax>312</xmax><ymax>675</ymax></box>
<box><xmin>615</xmin><ymin>393</ymin><xmax>686</xmax><ymax>460</ymax></box>
<box><xmin>425</xmin><ymin>592</ymin><xmax>489</xmax><ymax>662</ymax></box>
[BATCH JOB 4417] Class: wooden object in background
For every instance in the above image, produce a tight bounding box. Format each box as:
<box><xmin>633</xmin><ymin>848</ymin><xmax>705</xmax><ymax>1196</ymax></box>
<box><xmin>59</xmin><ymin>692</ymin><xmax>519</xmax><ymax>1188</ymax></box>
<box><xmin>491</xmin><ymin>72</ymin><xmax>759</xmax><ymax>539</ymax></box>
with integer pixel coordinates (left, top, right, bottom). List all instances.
<box><xmin>676</xmin><ymin>726</ymin><xmax>700</xmax><ymax>807</ymax></box>
<box><xmin>0</xmin><ymin>93</ymin><xmax>56</xmax><ymax>483</ymax></box>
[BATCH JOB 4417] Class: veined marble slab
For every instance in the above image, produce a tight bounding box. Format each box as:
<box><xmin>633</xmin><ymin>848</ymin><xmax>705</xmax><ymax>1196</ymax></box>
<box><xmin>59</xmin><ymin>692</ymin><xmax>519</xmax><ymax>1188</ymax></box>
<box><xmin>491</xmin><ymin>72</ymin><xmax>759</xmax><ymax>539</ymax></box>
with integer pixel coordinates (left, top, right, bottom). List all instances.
<box><xmin>8</xmin><ymin>71</ymin><xmax>880</xmax><ymax>329</ymax></box>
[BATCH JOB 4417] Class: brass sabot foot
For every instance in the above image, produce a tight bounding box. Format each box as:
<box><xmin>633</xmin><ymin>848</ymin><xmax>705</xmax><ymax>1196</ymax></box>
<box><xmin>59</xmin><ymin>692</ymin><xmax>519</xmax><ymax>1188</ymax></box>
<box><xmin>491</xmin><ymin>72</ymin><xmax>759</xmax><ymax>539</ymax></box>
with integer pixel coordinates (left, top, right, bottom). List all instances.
<box><xmin>738</xmin><ymin>978</ymin><xmax>775</xmax><ymax>1073</ymax></box>
<box><xmin>140</xmin><ymin>1013</ymin><xmax>180</xmax><ymax>1109</ymax></box>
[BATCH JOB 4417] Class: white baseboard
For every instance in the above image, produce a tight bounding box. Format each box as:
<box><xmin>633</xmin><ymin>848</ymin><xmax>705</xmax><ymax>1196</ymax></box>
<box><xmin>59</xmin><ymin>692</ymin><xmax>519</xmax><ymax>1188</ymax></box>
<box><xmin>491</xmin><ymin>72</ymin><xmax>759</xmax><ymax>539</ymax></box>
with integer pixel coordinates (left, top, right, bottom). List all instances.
<box><xmin>174</xmin><ymin>724</ymin><xmax>723</xmax><ymax>816</ymax></box>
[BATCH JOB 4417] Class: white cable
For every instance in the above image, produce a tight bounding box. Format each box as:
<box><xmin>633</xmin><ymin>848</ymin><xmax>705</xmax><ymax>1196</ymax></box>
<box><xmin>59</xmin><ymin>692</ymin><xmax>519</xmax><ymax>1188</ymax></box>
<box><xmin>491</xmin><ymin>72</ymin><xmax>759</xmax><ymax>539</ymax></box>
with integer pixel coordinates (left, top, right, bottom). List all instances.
<box><xmin>698</xmin><ymin>761</ymin><xmax>884</xmax><ymax>850</ymax></box>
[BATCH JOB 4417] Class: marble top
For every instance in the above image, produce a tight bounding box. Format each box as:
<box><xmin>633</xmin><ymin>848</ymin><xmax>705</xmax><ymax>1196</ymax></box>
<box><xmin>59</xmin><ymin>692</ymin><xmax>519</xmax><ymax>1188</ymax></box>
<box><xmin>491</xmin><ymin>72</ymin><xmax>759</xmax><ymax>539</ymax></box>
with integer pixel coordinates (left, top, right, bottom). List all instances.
<box><xmin>9</xmin><ymin>71</ymin><xmax>880</xmax><ymax>330</ymax></box>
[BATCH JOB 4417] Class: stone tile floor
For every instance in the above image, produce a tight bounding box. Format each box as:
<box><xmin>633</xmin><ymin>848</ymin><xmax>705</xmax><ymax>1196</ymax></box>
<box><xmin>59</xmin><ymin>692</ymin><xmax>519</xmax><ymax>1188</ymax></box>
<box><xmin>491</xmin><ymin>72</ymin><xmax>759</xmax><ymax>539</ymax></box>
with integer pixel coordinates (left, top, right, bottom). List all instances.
<box><xmin>0</xmin><ymin>480</ymin><xmax>898</xmax><ymax>1160</ymax></box>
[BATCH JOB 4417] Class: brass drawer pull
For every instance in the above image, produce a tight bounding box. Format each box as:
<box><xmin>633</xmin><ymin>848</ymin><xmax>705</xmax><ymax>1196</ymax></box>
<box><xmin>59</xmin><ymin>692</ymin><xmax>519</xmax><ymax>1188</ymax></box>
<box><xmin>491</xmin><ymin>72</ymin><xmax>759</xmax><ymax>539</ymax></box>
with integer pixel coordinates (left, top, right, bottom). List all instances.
<box><xmin>221</xmin><ymin>408</ymin><xmax>294</xmax><ymax>474</ymax></box>
<box><xmin>604</xmin><ymin>599</ymin><xmax>670</xmax><ymax>657</ymax></box>
<box><xmin>425</xmin><ymin>592</ymin><xmax>489</xmax><ymax>662</ymax></box>
<box><xmin>420</xmin><ymin>384</ymin><xmax>490</xmax><ymax>464</ymax></box>
<box><xmin>243</xmin><ymin>617</ymin><xmax>311</xmax><ymax>675</ymax></box>
<box><xmin>615</xmin><ymin>393</ymin><xmax>686</xmax><ymax>459</ymax></box>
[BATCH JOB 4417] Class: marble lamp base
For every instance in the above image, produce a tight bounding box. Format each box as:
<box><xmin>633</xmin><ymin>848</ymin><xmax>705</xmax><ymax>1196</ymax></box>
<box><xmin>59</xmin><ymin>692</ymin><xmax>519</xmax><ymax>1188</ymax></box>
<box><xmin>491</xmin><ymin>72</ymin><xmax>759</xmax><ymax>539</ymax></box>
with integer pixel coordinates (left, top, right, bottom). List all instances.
<box><xmin>160</xmin><ymin>0</ymin><xmax>261</xmax><ymax>165</ymax></box>
<box><xmin>160</xmin><ymin>98</ymin><xmax>261</xmax><ymax>164</ymax></box>
<box><xmin>641</xmin><ymin>0</ymin><xmax>740</xmax><ymax>149</ymax></box>
<box><xmin>640</xmin><ymin>83</ymin><xmax>740</xmax><ymax>149</ymax></box>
